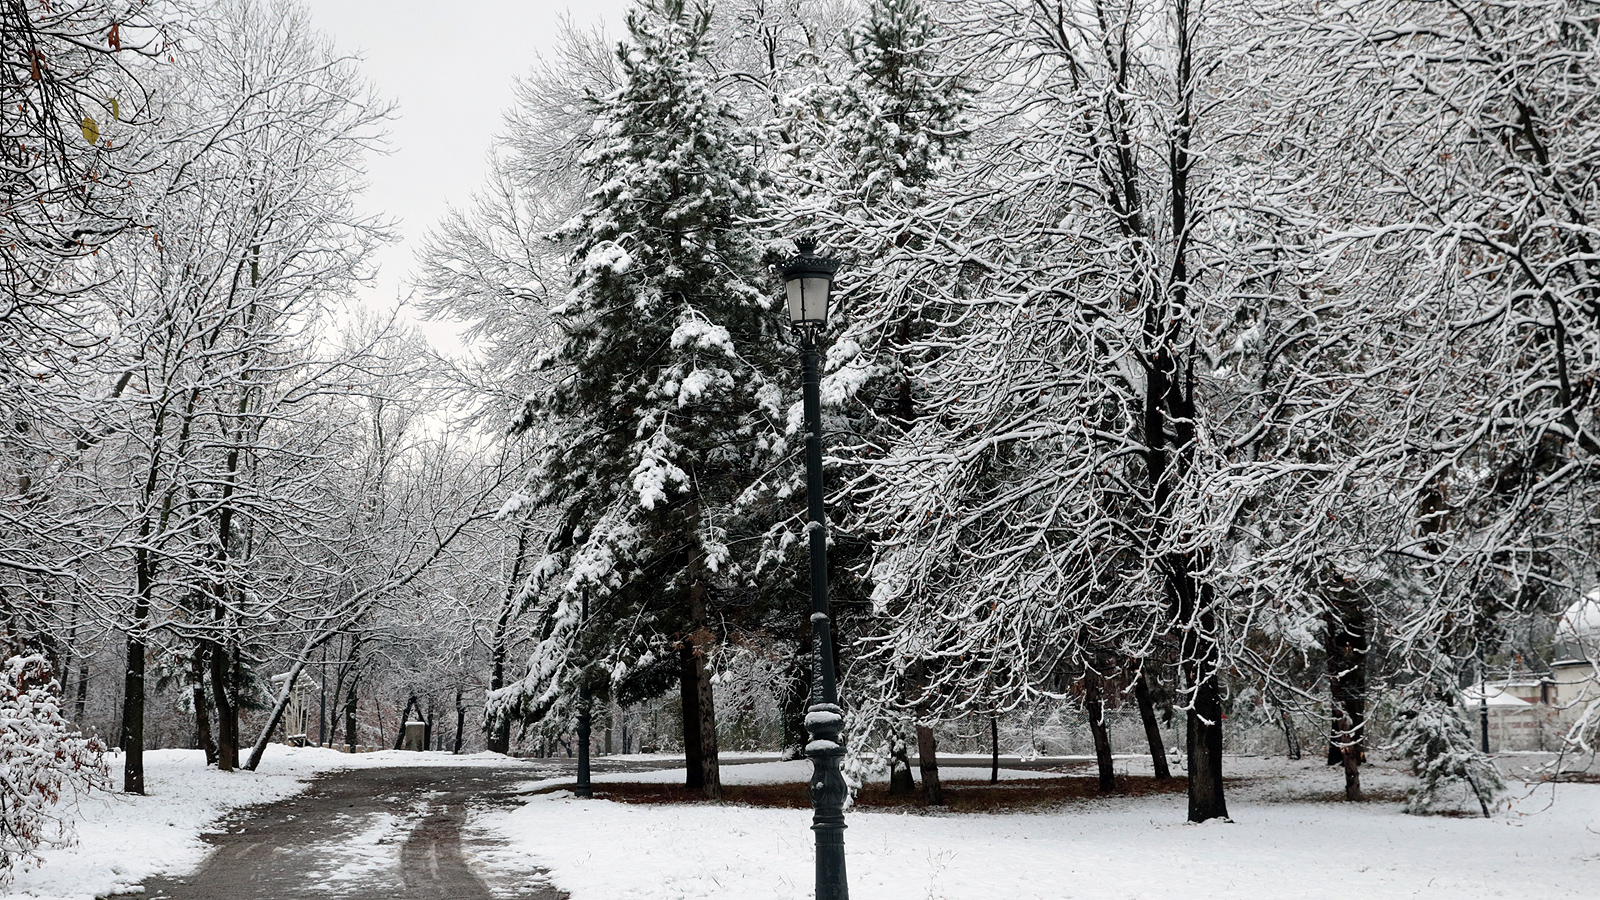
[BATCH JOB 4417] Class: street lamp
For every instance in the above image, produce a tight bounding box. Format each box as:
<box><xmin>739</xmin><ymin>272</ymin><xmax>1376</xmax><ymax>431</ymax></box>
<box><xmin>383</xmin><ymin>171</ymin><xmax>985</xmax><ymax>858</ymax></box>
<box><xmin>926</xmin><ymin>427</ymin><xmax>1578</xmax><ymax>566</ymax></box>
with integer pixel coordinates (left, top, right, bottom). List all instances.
<box><xmin>783</xmin><ymin>239</ymin><xmax>848</xmax><ymax>900</ymax></box>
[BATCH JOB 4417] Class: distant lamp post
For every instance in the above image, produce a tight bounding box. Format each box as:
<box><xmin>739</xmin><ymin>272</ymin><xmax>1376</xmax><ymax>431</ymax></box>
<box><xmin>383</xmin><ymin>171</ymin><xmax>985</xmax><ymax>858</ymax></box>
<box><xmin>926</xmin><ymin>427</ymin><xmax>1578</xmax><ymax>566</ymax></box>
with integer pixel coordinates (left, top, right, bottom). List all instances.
<box><xmin>783</xmin><ymin>239</ymin><xmax>848</xmax><ymax>900</ymax></box>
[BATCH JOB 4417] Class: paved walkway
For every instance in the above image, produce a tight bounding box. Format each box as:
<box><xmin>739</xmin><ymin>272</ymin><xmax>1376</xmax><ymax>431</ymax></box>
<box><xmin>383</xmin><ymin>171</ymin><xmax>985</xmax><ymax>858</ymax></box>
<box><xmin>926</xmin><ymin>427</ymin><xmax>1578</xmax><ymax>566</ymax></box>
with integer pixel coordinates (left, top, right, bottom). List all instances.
<box><xmin>129</xmin><ymin>762</ymin><xmax>578</xmax><ymax>900</ymax></box>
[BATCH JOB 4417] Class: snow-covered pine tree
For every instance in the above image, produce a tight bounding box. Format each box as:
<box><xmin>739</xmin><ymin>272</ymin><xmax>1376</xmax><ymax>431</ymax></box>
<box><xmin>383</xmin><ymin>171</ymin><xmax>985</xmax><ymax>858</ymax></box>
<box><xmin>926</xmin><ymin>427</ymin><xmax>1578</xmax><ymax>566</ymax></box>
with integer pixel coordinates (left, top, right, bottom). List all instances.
<box><xmin>1391</xmin><ymin>676</ymin><xmax>1506</xmax><ymax>817</ymax></box>
<box><xmin>500</xmin><ymin>0</ymin><xmax>788</xmax><ymax>800</ymax></box>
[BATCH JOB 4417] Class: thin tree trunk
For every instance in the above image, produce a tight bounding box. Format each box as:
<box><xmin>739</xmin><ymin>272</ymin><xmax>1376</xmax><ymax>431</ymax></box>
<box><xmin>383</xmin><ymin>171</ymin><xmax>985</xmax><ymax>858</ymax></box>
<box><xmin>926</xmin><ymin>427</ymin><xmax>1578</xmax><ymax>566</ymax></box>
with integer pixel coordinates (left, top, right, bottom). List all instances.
<box><xmin>344</xmin><ymin>680</ymin><xmax>359</xmax><ymax>752</ymax></box>
<box><xmin>1085</xmin><ymin>672</ymin><xmax>1116</xmax><ymax>792</ymax></box>
<box><xmin>1134</xmin><ymin>665</ymin><xmax>1171</xmax><ymax>779</ymax></box>
<box><xmin>424</xmin><ymin>695</ymin><xmax>434</xmax><ymax>750</ymax></box>
<box><xmin>453</xmin><ymin>687</ymin><xmax>465</xmax><ymax>754</ymax></box>
<box><xmin>74</xmin><ymin>656</ymin><xmax>89</xmax><ymax>723</ymax></box>
<box><xmin>915</xmin><ymin>724</ymin><xmax>944</xmax><ymax>805</ymax></box>
<box><xmin>192</xmin><ymin>643</ymin><xmax>216</xmax><ymax>765</ymax></box>
<box><xmin>990</xmin><ymin>715</ymin><xmax>1000</xmax><ymax>784</ymax></box>
<box><xmin>121</xmin><ymin>538</ymin><xmax>164</xmax><ymax>795</ymax></box>
<box><xmin>1279</xmin><ymin>705</ymin><xmax>1302</xmax><ymax>761</ymax></box>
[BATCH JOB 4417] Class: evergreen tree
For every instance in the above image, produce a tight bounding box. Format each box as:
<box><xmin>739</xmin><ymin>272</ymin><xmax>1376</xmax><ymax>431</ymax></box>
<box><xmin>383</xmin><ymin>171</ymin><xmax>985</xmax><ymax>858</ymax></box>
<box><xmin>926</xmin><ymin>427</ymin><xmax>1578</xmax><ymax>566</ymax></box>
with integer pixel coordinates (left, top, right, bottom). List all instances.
<box><xmin>494</xmin><ymin>0</ymin><xmax>788</xmax><ymax>800</ymax></box>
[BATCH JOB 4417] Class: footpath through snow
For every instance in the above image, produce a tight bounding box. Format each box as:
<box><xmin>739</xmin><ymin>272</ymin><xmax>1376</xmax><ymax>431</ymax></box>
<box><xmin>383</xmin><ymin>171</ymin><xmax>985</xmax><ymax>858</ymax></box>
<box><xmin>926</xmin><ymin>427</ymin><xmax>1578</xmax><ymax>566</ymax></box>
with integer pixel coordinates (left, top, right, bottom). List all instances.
<box><xmin>3</xmin><ymin>746</ymin><xmax>515</xmax><ymax>900</ymax></box>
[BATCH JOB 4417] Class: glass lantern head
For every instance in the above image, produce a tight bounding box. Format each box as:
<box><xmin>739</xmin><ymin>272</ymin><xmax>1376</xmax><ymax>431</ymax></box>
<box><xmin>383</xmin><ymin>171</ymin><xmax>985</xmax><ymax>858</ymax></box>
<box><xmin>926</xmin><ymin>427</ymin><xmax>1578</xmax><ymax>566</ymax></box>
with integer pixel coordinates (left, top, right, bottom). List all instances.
<box><xmin>782</xmin><ymin>239</ymin><xmax>839</xmax><ymax>336</ymax></box>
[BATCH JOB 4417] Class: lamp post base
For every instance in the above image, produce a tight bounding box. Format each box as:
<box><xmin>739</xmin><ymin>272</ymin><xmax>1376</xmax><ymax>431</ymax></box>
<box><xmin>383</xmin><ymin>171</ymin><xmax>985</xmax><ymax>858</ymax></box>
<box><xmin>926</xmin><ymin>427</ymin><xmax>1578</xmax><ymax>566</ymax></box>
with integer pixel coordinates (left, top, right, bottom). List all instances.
<box><xmin>806</xmin><ymin>702</ymin><xmax>848</xmax><ymax>900</ymax></box>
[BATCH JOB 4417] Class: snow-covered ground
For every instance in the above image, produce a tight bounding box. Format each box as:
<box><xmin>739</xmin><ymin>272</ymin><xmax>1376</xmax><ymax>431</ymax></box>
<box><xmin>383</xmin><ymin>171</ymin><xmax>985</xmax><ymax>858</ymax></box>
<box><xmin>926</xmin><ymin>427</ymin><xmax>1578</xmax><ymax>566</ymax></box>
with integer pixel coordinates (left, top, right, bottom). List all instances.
<box><xmin>12</xmin><ymin>749</ymin><xmax>1597</xmax><ymax>900</ymax></box>
<box><xmin>3</xmin><ymin>745</ymin><xmax>512</xmax><ymax>900</ymax></box>
<box><xmin>468</xmin><ymin>755</ymin><xmax>1600</xmax><ymax>900</ymax></box>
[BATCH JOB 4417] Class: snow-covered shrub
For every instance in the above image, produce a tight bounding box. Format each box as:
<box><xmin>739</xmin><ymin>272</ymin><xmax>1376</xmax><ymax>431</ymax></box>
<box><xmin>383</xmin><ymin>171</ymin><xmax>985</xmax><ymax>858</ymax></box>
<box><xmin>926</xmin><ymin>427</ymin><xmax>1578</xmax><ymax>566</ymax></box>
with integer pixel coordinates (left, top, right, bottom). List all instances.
<box><xmin>1391</xmin><ymin>687</ymin><xmax>1504</xmax><ymax>817</ymax></box>
<box><xmin>1</xmin><ymin>655</ymin><xmax>107</xmax><ymax>880</ymax></box>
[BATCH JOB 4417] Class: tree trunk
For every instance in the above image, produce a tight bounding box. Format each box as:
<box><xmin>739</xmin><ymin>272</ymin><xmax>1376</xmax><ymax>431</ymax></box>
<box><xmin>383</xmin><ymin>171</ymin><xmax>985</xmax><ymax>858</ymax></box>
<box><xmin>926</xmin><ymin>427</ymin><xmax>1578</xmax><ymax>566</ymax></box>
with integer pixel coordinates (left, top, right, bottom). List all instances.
<box><xmin>989</xmin><ymin>715</ymin><xmax>1000</xmax><ymax>784</ymax></box>
<box><xmin>74</xmin><ymin>656</ymin><xmax>89</xmax><ymax>723</ymax></box>
<box><xmin>888</xmin><ymin>731</ymin><xmax>916</xmax><ymax>796</ymax></box>
<box><xmin>1325</xmin><ymin>579</ymin><xmax>1367</xmax><ymax>801</ymax></box>
<box><xmin>192</xmin><ymin>643</ymin><xmax>216</xmax><ymax>765</ymax></box>
<box><xmin>344</xmin><ymin>680</ymin><xmax>359</xmax><ymax>752</ymax></box>
<box><xmin>1278</xmin><ymin>705</ymin><xmax>1302</xmax><ymax>761</ymax></box>
<box><xmin>1134</xmin><ymin>665</ymin><xmax>1171</xmax><ymax>779</ymax></box>
<box><xmin>120</xmin><ymin>620</ymin><xmax>147</xmax><ymax>794</ymax></box>
<box><xmin>122</xmin><ymin>546</ymin><xmax>156</xmax><ymax>794</ymax></box>
<box><xmin>1085</xmin><ymin>672</ymin><xmax>1116</xmax><ymax>792</ymax></box>
<box><xmin>781</xmin><ymin>621</ymin><xmax>812</xmax><ymax>760</ymax></box>
<box><xmin>245</xmin><ymin>656</ymin><xmax>311</xmax><ymax>771</ymax></box>
<box><xmin>691</xmin><ymin>638</ymin><xmax>720</xmax><ymax>799</ymax></box>
<box><xmin>453</xmin><ymin>687</ymin><xmax>465</xmax><ymax>754</ymax></box>
<box><xmin>683</xmin><ymin>529</ymin><xmax>720</xmax><ymax>800</ymax></box>
<box><xmin>209</xmin><ymin>640</ymin><xmax>238</xmax><ymax>771</ymax></box>
<box><xmin>1183</xmin><ymin>625</ymin><xmax>1228</xmax><ymax>822</ymax></box>
<box><xmin>915</xmin><ymin>724</ymin><xmax>944</xmax><ymax>805</ymax></box>
<box><xmin>678</xmin><ymin>642</ymin><xmax>705</xmax><ymax>791</ymax></box>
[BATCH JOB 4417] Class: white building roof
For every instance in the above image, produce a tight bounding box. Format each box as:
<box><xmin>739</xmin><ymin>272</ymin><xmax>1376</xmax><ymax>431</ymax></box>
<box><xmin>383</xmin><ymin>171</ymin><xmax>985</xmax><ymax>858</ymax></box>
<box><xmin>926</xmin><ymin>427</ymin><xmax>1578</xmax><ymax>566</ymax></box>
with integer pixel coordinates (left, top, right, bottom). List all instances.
<box><xmin>1463</xmin><ymin>684</ymin><xmax>1533</xmax><ymax>708</ymax></box>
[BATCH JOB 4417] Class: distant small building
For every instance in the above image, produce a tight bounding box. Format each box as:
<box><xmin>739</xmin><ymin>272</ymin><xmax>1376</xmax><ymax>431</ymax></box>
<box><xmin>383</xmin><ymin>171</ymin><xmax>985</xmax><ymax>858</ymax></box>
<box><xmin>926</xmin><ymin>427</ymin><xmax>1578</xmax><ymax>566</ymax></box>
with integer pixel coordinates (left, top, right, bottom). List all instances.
<box><xmin>1548</xmin><ymin>594</ymin><xmax>1600</xmax><ymax>736</ymax></box>
<box><xmin>1465</xmin><ymin>595</ymin><xmax>1600</xmax><ymax>751</ymax></box>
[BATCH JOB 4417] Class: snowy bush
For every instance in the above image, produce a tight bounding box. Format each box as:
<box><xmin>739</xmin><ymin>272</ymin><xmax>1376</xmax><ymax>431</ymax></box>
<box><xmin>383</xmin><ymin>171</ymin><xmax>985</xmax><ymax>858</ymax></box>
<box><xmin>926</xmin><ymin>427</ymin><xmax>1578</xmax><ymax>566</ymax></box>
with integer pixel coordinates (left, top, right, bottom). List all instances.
<box><xmin>1391</xmin><ymin>687</ymin><xmax>1504</xmax><ymax>817</ymax></box>
<box><xmin>1</xmin><ymin>655</ymin><xmax>107</xmax><ymax>880</ymax></box>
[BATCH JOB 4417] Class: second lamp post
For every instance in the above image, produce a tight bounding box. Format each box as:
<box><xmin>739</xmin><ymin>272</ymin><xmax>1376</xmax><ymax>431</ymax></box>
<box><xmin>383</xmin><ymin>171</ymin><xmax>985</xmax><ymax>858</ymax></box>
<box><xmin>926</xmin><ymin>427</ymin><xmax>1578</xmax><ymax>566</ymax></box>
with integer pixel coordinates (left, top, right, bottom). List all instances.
<box><xmin>783</xmin><ymin>239</ymin><xmax>848</xmax><ymax>900</ymax></box>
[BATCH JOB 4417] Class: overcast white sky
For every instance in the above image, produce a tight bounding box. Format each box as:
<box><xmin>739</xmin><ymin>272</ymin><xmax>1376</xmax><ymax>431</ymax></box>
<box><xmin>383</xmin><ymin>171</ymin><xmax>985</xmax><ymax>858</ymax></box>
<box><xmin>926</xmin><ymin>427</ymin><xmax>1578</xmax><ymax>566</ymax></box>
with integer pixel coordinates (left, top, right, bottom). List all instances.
<box><xmin>303</xmin><ymin>0</ymin><xmax>631</xmax><ymax>350</ymax></box>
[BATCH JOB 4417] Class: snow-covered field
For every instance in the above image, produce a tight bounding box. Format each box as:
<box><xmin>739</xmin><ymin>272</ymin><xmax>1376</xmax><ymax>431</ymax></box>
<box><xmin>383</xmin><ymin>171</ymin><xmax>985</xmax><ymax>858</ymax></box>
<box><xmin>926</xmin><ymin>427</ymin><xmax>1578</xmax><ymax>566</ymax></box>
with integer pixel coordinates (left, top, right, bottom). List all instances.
<box><xmin>11</xmin><ymin>749</ymin><xmax>1597</xmax><ymax>900</ymax></box>
<box><xmin>3</xmin><ymin>745</ymin><xmax>512</xmax><ymax>900</ymax></box>
<box><xmin>469</xmin><ymin>756</ymin><xmax>1600</xmax><ymax>900</ymax></box>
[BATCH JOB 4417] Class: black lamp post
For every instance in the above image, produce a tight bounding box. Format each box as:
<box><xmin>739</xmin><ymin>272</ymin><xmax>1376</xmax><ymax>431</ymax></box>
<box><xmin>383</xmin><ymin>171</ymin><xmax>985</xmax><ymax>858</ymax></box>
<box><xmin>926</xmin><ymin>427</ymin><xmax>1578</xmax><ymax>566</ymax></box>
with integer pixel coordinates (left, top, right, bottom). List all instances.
<box><xmin>783</xmin><ymin>239</ymin><xmax>847</xmax><ymax>900</ymax></box>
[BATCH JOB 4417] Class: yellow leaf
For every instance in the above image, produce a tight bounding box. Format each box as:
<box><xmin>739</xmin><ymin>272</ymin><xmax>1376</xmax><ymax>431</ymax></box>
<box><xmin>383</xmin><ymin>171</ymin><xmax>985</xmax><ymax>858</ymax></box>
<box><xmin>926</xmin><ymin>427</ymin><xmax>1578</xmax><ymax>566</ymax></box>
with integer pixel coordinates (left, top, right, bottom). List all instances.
<box><xmin>108</xmin><ymin>97</ymin><xmax>120</xmax><ymax>120</ymax></box>
<box><xmin>81</xmin><ymin>116</ymin><xmax>99</xmax><ymax>145</ymax></box>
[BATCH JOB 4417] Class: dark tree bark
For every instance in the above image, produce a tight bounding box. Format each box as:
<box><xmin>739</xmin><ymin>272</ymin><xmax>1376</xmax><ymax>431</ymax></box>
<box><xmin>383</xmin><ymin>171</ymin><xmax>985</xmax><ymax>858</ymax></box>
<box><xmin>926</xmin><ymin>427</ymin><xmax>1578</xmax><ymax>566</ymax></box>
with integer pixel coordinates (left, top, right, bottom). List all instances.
<box><xmin>990</xmin><ymin>715</ymin><xmax>1000</xmax><ymax>784</ymax></box>
<box><xmin>1085</xmin><ymin>671</ymin><xmax>1117</xmax><ymax>792</ymax></box>
<box><xmin>191</xmin><ymin>643</ymin><xmax>216</xmax><ymax>765</ymax></box>
<box><xmin>209</xmin><ymin>641</ymin><xmax>239</xmax><ymax>770</ymax></box>
<box><xmin>680</xmin><ymin>534</ymin><xmax>720</xmax><ymax>799</ymax></box>
<box><xmin>120</xmin><ymin>593</ymin><xmax>148</xmax><ymax>794</ymax></box>
<box><xmin>915</xmin><ymin>724</ymin><xmax>944</xmax><ymax>805</ymax></box>
<box><xmin>343</xmin><ymin>680</ymin><xmax>358</xmax><ymax>752</ymax></box>
<box><xmin>121</xmin><ymin>541</ymin><xmax>159</xmax><ymax>794</ymax></box>
<box><xmin>888</xmin><ymin>732</ymin><xmax>916</xmax><ymax>796</ymax></box>
<box><xmin>74</xmin><ymin>656</ymin><xmax>89</xmax><ymax>723</ymax></box>
<box><xmin>1179</xmin><ymin>594</ymin><xmax>1229</xmax><ymax>822</ymax></box>
<box><xmin>1133</xmin><ymin>665</ymin><xmax>1171</xmax><ymax>779</ymax></box>
<box><xmin>1324</xmin><ymin>578</ymin><xmax>1367</xmax><ymax>801</ymax></box>
<box><xmin>781</xmin><ymin>619</ymin><xmax>812</xmax><ymax>760</ymax></box>
<box><xmin>1278</xmin><ymin>704</ymin><xmax>1303</xmax><ymax>761</ymax></box>
<box><xmin>453</xmin><ymin>687</ymin><xmax>465</xmax><ymax>754</ymax></box>
<box><xmin>679</xmin><ymin>641</ymin><xmax>705</xmax><ymax>791</ymax></box>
